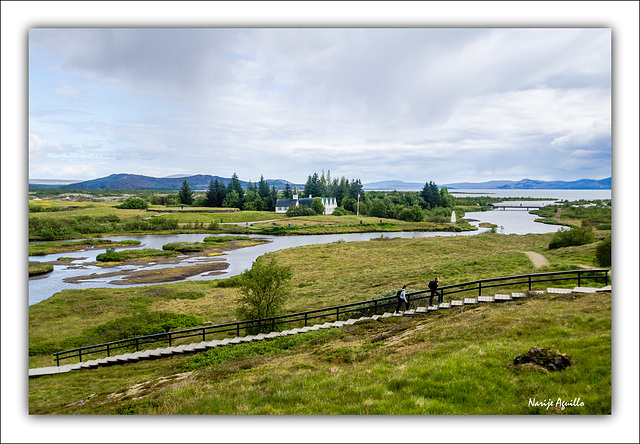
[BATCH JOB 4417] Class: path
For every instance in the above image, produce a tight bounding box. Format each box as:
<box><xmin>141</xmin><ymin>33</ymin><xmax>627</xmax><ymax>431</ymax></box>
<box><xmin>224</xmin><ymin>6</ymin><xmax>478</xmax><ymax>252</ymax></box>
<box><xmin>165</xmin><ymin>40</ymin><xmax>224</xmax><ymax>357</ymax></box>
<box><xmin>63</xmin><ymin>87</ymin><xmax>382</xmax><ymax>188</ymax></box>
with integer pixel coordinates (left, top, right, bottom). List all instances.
<box><xmin>523</xmin><ymin>251</ymin><xmax>549</xmax><ymax>268</ymax></box>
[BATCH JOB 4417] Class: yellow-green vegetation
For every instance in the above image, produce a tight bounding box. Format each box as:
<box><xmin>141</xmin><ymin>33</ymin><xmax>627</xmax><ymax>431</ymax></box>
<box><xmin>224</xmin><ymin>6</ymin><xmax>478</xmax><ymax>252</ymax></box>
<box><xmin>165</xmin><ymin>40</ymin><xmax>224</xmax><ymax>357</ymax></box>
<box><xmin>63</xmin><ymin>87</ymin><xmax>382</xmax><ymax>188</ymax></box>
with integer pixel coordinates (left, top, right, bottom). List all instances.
<box><xmin>28</xmin><ymin>261</ymin><xmax>53</xmax><ymax>276</ymax></box>
<box><xmin>29</xmin><ymin>239</ymin><xmax>141</xmax><ymax>256</ymax></box>
<box><xmin>29</xmin><ymin>226</ymin><xmax>611</xmax><ymax>415</ymax></box>
<box><xmin>95</xmin><ymin>248</ymin><xmax>177</xmax><ymax>262</ymax></box>
<box><xmin>29</xmin><ymin>291</ymin><xmax>611</xmax><ymax>415</ymax></box>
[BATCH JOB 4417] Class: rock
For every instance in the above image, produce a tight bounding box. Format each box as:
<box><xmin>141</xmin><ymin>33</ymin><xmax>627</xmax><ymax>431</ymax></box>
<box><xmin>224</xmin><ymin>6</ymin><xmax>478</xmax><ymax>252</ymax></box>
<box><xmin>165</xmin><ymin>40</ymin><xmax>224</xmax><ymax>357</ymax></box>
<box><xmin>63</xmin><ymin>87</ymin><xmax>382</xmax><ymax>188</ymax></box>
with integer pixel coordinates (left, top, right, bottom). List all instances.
<box><xmin>513</xmin><ymin>346</ymin><xmax>571</xmax><ymax>371</ymax></box>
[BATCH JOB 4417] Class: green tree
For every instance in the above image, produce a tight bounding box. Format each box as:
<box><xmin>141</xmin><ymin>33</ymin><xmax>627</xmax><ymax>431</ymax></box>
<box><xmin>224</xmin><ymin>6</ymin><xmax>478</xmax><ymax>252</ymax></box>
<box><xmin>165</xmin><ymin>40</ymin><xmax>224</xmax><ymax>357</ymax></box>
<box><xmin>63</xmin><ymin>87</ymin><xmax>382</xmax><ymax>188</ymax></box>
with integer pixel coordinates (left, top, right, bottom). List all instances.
<box><xmin>222</xmin><ymin>190</ymin><xmax>240</xmax><ymax>208</ymax></box>
<box><xmin>258</xmin><ymin>175</ymin><xmax>271</xmax><ymax>200</ymax></box>
<box><xmin>205</xmin><ymin>179</ymin><xmax>216</xmax><ymax>207</ymax></box>
<box><xmin>227</xmin><ymin>173</ymin><xmax>245</xmax><ymax>200</ymax></box>
<box><xmin>283</xmin><ymin>183</ymin><xmax>293</xmax><ymax>199</ymax></box>
<box><xmin>311</xmin><ymin>197</ymin><xmax>325</xmax><ymax>215</ymax></box>
<box><xmin>236</xmin><ymin>259</ymin><xmax>293</xmax><ymax>333</ymax></box>
<box><xmin>178</xmin><ymin>180</ymin><xmax>194</xmax><ymax>205</ymax></box>
<box><xmin>421</xmin><ymin>181</ymin><xmax>441</xmax><ymax>209</ymax></box>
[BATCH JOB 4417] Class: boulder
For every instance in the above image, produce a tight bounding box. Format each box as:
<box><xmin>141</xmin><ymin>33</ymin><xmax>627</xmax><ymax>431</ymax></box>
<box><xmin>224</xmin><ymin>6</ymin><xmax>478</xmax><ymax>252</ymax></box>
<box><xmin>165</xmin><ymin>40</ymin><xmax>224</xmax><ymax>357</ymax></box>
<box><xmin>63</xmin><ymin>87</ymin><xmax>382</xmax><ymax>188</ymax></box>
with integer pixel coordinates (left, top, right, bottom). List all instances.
<box><xmin>513</xmin><ymin>346</ymin><xmax>571</xmax><ymax>371</ymax></box>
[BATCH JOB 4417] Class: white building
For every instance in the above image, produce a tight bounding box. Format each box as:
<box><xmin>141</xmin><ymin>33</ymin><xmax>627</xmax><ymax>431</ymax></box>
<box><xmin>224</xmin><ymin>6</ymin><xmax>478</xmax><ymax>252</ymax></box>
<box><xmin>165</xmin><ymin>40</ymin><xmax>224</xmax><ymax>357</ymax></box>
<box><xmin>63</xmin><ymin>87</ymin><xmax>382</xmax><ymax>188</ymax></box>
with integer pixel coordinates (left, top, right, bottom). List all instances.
<box><xmin>275</xmin><ymin>190</ymin><xmax>338</xmax><ymax>215</ymax></box>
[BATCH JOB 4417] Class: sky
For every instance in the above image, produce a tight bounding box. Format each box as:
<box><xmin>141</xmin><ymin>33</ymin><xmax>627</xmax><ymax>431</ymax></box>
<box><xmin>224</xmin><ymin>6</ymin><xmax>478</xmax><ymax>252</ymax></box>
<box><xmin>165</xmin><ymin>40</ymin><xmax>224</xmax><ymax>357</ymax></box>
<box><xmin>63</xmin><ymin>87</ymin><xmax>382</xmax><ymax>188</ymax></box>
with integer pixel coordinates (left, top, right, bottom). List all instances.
<box><xmin>28</xmin><ymin>27</ymin><xmax>612</xmax><ymax>185</ymax></box>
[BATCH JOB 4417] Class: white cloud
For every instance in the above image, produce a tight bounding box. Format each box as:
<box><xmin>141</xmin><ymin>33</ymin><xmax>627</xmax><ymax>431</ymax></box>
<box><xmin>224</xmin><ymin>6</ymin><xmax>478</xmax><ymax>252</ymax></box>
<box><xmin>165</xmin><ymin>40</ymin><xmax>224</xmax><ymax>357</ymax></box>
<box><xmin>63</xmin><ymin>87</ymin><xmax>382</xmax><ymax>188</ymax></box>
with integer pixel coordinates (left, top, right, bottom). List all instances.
<box><xmin>28</xmin><ymin>28</ymin><xmax>612</xmax><ymax>183</ymax></box>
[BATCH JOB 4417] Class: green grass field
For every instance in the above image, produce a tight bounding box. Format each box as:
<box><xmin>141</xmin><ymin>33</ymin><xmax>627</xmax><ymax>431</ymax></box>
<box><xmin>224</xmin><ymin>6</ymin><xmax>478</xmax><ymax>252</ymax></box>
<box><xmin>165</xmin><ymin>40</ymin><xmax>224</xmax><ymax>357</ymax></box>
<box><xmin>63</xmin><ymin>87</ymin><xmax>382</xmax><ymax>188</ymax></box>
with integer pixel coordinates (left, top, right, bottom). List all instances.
<box><xmin>28</xmin><ymin>230</ymin><xmax>611</xmax><ymax>415</ymax></box>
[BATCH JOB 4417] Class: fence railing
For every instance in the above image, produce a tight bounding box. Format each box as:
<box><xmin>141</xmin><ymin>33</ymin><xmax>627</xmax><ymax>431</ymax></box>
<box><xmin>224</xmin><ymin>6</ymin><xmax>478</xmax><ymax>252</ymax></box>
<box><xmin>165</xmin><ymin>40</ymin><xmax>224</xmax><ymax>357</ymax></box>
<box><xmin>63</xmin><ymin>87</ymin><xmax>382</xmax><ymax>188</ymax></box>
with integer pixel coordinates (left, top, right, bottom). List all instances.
<box><xmin>53</xmin><ymin>269</ymin><xmax>609</xmax><ymax>366</ymax></box>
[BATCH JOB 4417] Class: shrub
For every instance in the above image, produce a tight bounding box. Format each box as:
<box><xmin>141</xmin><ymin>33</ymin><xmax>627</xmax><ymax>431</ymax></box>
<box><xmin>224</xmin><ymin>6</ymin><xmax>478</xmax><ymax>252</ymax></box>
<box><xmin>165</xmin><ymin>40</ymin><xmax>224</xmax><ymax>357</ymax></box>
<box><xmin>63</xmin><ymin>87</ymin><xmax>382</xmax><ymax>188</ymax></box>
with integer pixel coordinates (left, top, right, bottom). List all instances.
<box><xmin>548</xmin><ymin>225</ymin><xmax>595</xmax><ymax>249</ymax></box>
<box><xmin>595</xmin><ymin>237</ymin><xmax>611</xmax><ymax>267</ymax></box>
<box><xmin>331</xmin><ymin>207</ymin><xmax>351</xmax><ymax>216</ymax></box>
<box><xmin>286</xmin><ymin>205</ymin><xmax>314</xmax><ymax>217</ymax></box>
<box><xmin>117</xmin><ymin>197</ymin><xmax>149</xmax><ymax>210</ymax></box>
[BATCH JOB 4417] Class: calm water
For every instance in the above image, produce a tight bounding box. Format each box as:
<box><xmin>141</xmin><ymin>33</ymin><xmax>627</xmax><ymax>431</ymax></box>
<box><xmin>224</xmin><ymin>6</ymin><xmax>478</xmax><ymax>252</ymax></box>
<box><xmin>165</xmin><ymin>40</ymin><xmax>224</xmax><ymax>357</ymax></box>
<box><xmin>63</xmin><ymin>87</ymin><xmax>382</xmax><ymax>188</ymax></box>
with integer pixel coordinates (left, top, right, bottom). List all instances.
<box><xmin>449</xmin><ymin>188</ymin><xmax>611</xmax><ymax>200</ymax></box>
<box><xmin>29</xmin><ymin>189</ymin><xmax>610</xmax><ymax>306</ymax></box>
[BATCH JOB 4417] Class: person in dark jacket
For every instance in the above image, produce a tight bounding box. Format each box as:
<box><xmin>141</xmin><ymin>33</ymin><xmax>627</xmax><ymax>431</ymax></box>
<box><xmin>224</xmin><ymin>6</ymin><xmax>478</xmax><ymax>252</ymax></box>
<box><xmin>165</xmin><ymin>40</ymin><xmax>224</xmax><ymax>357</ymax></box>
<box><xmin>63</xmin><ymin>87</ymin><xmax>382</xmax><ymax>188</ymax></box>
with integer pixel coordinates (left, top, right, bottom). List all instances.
<box><xmin>395</xmin><ymin>284</ymin><xmax>409</xmax><ymax>312</ymax></box>
<box><xmin>428</xmin><ymin>277</ymin><xmax>442</xmax><ymax>305</ymax></box>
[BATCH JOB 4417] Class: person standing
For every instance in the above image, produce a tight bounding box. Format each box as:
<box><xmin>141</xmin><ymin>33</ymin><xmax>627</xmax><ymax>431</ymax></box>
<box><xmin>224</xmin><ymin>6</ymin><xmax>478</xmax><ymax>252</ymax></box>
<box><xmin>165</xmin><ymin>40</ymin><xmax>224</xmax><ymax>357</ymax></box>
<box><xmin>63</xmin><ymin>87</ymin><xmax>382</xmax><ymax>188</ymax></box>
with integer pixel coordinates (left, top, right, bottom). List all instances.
<box><xmin>396</xmin><ymin>284</ymin><xmax>409</xmax><ymax>312</ymax></box>
<box><xmin>428</xmin><ymin>277</ymin><xmax>442</xmax><ymax>305</ymax></box>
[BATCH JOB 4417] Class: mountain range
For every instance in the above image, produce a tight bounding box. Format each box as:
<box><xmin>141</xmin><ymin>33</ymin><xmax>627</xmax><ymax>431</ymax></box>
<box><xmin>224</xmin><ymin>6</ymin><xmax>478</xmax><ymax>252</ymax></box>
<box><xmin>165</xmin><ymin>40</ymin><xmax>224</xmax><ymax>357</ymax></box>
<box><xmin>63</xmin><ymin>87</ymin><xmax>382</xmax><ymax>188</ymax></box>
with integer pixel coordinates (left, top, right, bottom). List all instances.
<box><xmin>28</xmin><ymin>174</ymin><xmax>297</xmax><ymax>191</ymax></box>
<box><xmin>28</xmin><ymin>174</ymin><xmax>611</xmax><ymax>191</ymax></box>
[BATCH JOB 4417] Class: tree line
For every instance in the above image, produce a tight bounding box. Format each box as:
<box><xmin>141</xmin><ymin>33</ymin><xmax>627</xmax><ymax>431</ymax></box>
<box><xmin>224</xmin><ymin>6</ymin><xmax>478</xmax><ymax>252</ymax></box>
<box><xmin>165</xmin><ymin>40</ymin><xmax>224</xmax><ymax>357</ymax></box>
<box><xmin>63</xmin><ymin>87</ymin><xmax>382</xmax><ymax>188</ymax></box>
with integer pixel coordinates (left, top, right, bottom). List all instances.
<box><xmin>170</xmin><ymin>171</ymin><xmax>457</xmax><ymax>223</ymax></box>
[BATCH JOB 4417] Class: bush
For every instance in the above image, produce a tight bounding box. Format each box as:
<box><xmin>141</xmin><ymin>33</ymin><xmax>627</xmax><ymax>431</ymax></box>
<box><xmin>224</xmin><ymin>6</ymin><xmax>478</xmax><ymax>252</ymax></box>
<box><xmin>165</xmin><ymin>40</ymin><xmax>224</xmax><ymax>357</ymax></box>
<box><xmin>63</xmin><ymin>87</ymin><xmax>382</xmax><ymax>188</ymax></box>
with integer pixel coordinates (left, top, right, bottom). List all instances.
<box><xmin>548</xmin><ymin>225</ymin><xmax>595</xmax><ymax>249</ymax></box>
<box><xmin>595</xmin><ymin>237</ymin><xmax>611</xmax><ymax>267</ymax></box>
<box><xmin>117</xmin><ymin>197</ymin><xmax>149</xmax><ymax>210</ymax></box>
<box><xmin>286</xmin><ymin>205</ymin><xmax>314</xmax><ymax>217</ymax></box>
<box><xmin>331</xmin><ymin>207</ymin><xmax>351</xmax><ymax>216</ymax></box>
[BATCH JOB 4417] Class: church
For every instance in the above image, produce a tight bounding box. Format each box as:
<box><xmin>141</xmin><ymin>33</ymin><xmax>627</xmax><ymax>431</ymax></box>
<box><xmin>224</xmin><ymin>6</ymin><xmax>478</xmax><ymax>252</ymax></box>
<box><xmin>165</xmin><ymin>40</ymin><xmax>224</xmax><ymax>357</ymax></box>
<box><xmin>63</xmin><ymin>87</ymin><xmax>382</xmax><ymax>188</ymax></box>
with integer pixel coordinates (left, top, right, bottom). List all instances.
<box><xmin>275</xmin><ymin>189</ymin><xmax>337</xmax><ymax>215</ymax></box>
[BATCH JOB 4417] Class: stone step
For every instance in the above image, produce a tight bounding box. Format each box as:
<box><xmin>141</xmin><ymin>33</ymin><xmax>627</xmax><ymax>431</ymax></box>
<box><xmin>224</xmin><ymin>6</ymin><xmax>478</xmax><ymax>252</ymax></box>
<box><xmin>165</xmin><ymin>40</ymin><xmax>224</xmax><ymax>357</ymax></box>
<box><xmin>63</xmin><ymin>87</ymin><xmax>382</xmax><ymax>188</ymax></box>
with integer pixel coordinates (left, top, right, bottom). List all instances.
<box><xmin>380</xmin><ymin>312</ymin><xmax>393</xmax><ymax>318</ymax></box>
<box><xmin>450</xmin><ymin>300</ymin><xmax>464</xmax><ymax>306</ymax></box>
<box><xmin>415</xmin><ymin>306</ymin><xmax>428</xmax><ymax>313</ymax></box>
<box><xmin>494</xmin><ymin>294</ymin><xmax>512</xmax><ymax>302</ymax></box>
<box><xmin>403</xmin><ymin>309</ymin><xmax>417</xmax><ymax>315</ymax></box>
<box><xmin>573</xmin><ymin>287</ymin><xmax>598</xmax><ymax>294</ymax></box>
<box><xmin>464</xmin><ymin>298</ymin><xmax>478</xmax><ymax>304</ymax></box>
<box><xmin>478</xmin><ymin>296</ymin><xmax>495</xmax><ymax>303</ymax></box>
<box><xmin>427</xmin><ymin>305</ymin><xmax>439</xmax><ymax>311</ymax></box>
<box><xmin>599</xmin><ymin>285</ymin><xmax>611</xmax><ymax>292</ymax></box>
<box><xmin>512</xmin><ymin>292</ymin><xmax>527</xmax><ymax>299</ymax></box>
<box><xmin>547</xmin><ymin>288</ymin><xmax>573</xmax><ymax>294</ymax></box>
<box><xmin>438</xmin><ymin>303</ymin><xmax>451</xmax><ymax>309</ymax></box>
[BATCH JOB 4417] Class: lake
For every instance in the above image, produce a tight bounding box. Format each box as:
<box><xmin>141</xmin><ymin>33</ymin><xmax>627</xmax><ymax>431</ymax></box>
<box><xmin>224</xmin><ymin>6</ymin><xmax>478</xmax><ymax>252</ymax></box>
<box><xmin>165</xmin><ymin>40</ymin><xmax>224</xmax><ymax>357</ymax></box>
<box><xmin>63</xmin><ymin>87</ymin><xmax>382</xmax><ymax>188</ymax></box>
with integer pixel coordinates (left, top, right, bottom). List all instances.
<box><xmin>28</xmin><ymin>189</ymin><xmax>610</xmax><ymax>306</ymax></box>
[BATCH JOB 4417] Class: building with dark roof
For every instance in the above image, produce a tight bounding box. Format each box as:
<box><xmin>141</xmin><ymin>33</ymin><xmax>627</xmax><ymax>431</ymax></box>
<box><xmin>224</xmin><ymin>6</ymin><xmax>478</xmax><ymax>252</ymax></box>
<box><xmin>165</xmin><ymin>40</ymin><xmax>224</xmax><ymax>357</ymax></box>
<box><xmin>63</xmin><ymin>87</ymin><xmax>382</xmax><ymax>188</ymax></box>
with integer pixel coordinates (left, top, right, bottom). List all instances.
<box><xmin>275</xmin><ymin>189</ymin><xmax>337</xmax><ymax>215</ymax></box>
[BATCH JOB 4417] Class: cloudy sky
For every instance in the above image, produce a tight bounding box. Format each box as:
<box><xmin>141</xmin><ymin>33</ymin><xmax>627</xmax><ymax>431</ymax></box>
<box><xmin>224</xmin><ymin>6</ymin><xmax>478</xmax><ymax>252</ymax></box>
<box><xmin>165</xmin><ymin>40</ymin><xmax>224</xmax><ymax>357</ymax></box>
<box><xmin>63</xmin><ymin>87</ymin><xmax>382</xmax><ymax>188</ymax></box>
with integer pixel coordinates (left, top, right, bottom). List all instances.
<box><xmin>28</xmin><ymin>27</ymin><xmax>611</xmax><ymax>185</ymax></box>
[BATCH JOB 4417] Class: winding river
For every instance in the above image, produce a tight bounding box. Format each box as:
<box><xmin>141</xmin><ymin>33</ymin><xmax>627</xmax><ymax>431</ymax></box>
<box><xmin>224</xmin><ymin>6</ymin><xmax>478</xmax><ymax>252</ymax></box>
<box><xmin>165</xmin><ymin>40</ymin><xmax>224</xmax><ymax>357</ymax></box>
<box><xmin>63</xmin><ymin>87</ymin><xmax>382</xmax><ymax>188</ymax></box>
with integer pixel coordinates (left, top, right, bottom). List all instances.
<box><xmin>28</xmin><ymin>203</ymin><xmax>571</xmax><ymax>306</ymax></box>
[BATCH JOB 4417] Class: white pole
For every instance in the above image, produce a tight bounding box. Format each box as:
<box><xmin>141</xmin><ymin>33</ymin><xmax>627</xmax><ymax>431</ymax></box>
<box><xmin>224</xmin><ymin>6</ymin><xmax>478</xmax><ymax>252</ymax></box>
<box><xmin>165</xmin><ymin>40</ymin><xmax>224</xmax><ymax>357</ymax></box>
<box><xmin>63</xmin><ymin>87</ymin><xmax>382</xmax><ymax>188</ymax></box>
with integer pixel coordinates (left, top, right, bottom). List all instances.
<box><xmin>357</xmin><ymin>193</ymin><xmax>360</xmax><ymax>216</ymax></box>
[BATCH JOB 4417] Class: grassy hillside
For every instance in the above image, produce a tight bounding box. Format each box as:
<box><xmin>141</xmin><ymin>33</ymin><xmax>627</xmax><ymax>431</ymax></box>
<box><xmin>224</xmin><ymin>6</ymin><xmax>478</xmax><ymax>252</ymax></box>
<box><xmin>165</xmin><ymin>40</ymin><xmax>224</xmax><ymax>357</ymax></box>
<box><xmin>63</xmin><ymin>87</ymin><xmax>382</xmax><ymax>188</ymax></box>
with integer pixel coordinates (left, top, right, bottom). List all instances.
<box><xmin>28</xmin><ymin>231</ymin><xmax>611</xmax><ymax>415</ymax></box>
<box><xmin>29</xmin><ymin>291</ymin><xmax>611</xmax><ymax>415</ymax></box>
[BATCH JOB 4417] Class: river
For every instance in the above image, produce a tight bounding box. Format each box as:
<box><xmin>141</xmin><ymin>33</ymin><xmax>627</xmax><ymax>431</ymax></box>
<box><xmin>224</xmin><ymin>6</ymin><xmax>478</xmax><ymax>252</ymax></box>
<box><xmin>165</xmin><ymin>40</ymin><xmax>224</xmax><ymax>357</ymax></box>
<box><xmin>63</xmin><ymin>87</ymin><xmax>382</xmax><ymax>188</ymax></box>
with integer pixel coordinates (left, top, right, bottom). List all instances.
<box><xmin>28</xmin><ymin>190</ymin><xmax>610</xmax><ymax>306</ymax></box>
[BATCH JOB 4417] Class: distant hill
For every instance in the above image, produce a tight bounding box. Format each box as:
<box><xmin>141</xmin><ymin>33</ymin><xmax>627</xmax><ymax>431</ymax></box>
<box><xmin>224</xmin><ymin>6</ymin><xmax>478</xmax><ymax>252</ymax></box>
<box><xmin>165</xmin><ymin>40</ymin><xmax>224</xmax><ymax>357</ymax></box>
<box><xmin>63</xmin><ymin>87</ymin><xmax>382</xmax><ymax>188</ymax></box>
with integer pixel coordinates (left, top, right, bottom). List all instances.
<box><xmin>443</xmin><ymin>177</ymin><xmax>611</xmax><ymax>190</ymax></box>
<box><xmin>362</xmin><ymin>180</ymin><xmax>424</xmax><ymax>191</ymax></box>
<box><xmin>29</xmin><ymin>174</ymin><xmax>611</xmax><ymax>191</ymax></box>
<box><xmin>29</xmin><ymin>173</ymin><xmax>299</xmax><ymax>191</ymax></box>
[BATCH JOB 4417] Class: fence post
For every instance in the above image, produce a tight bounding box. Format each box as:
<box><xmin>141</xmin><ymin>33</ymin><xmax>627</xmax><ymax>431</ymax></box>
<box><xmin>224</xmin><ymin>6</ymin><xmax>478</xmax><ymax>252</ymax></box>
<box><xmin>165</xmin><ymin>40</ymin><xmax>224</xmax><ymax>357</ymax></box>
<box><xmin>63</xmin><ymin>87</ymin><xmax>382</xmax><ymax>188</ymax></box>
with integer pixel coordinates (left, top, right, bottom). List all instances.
<box><xmin>237</xmin><ymin>323</ymin><xmax>240</xmax><ymax>337</ymax></box>
<box><xmin>136</xmin><ymin>338</ymin><xmax>139</xmax><ymax>352</ymax></box>
<box><xmin>374</xmin><ymin>300</ymin><xmax>378</xmax><ymax>315</ymax></box>
<box><xmin>304</xmin><ymin>313</ymin><xmax>308</xmax><ymax>327</ymax></box>
<box><xmin>78</xmin><ymin>349</ymin><xmax>82</xmax><ymax>363</ymax></box>
<box><xmin>577</xmin><ymin>270</ymin><xmax>581</xmax><ymax>287</ymax></box>
<box><xmin>169</xmin><ymin>333</ymin><xmax>172</xmax><ymax>347</ymax></box>
<box><xmin>107</xmin><ymin>343</ymin><xmax>110</xmax><ymax>357</ymax></box>
<box><xmin>336</xmin><ymin>307</ymin><xmax>340</xmax><ymax>321</ymax></box>
<box><xmin>478</xmin><ymin>281</ymin><xmax>482</xmax><ymax>297</ymax></box>
<box><xmin>56</xmin><ymin>354</ymin><xmax>60</xmax><ymax>367</ymax></box>
<box><xmin>605</xmin><ymin>270</ymin><xmax>609</xmax><ymax>286</ymax></box>
<box><xmin>528</xmin><ymin>275</ymin><xmax>532</xmax><ymax>291</ymax></box>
